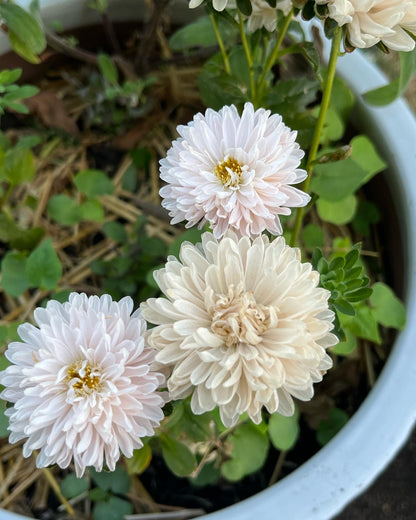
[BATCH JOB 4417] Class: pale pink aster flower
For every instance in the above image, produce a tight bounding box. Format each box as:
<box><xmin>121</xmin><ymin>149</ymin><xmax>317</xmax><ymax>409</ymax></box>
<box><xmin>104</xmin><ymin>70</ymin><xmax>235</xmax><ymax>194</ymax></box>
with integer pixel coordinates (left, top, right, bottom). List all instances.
<box><xmin>141</xmin><ymin>232</ymin><xmax>337</xmax><ymax>427</ymax></box>
<box><xmin>159</xmin><ymin>103</ymin><xmax>310</xmax><ymax>239</ymax></box>
<box><xmin>316</xmin><ymin>0</ymin><xmax>416</xmax><ymax>51</ymax></box>
<box><xmin>0</xmin><ymin>293</ymin><xmax>166</xmax><ymax>477</ymax></box>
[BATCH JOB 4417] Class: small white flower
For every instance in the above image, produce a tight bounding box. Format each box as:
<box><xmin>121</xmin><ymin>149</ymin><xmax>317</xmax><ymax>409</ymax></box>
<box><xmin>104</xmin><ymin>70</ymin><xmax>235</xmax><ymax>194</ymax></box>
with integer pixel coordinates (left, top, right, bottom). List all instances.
<box><xmin>189</xmin><ymin>0</ymin><xmax>231</xmax><ymax>10</ymax></box>
<box><xmin>317</xmin><ymin>0</ymin><xmax>416</xmax><ymax>51</ymax></box>
<box><xmin>0</xmin><ymin>293</ymin><xmax>166</xmax><ymax>477</ymax></box>
<box><xmin>141</xmin><ymin>232</ymin><xmax>337</xmax><ymax>427</ymax></box>
<box><xmin>159</xmin><ymin>102</ymin><xmax>310</xmax><ymax>239</ymax></box>
<box><xmin>243</xmin><ymin>0</ymin><xmax>293</xmax><ymax>32</ymax></box>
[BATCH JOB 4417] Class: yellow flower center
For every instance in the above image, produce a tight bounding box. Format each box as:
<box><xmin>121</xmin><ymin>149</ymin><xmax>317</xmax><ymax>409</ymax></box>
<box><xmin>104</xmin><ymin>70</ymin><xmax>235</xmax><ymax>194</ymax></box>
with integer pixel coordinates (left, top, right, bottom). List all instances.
<box><xmin>214</xmin><ymin>157</ymin><xmax>242</xmax><ymax>188</ymax></box>
<box><xmin>66</xmin><ymin>361</ymin><xmax>102</xmax><ymax>395</ymax></box>
<box><xmin>210</xmin><ymin>285</ymin><xmax>274</xmax><ymax>347</ymax></box>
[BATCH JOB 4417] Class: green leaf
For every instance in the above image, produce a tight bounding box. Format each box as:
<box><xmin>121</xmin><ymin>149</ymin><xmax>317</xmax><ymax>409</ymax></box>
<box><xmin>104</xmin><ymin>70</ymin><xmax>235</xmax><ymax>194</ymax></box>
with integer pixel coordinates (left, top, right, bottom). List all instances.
<box><xmin>61</xmin><ymin>474</ymin><xmax>88</xmax><ymax>499</ymax></box>
<box><xmin>103</xmin><ymin>221</ymin><xmax>128</xmax><ymax>243</ymax></box>
<box><xmin>26</xmin><ymin>238</ymin><xmax>62</xmax><ymax>290</ymax></box>
<box><xmin>74</xmin><ymin>169</ymin><xmax>114</xmax><ymax>197</ymax></box>
<box><xmin>341</xmin><ymin>304</ymin><xmax>381</xmax><ymax>344</ymax></box>
<box><xmin>98</xmin><ymin>53</ymin><xmax>119</xmax><ymax>85</ymax></box>
<box><xmin>3</xmin><ymin>147</ymin><xmax>36</xmax><ymax>185</ymax></box>
<box><xmin>48</xmin><ymin>194</ymin><xmax>81</xmax><ymax>225</ymax></box>
<box><xmin>221</xmin><ymin>423</ymin><xmax>269</xmax><ymax>481</ymax></box>
<box><xmin>90</xmin><ymin>466</ymin><xmax>131</xmax><ymax>494</ymax></box>
<box><xmin>1</xmin><ymin>251</ymin><xmax>30</xmax><ymax>297</ymax></box>
<box><xmin>353</xmin><ymin>200</ymin><xmax>380</xmax><ymax>236</ymax></box>
<box><xmin>330</xmin><ymin>75</ymin><xmax>354</xmax><ymax>122</ymax></box>
<box><xmin>93</xmin><ymin>496</ymin><xmax>133</xmax><ymax>520</ymax></box>
<box><xmin>0</xmin><ymin>68</ymin><xmax>22</xmax><ymax>85</ymax></box>
<box><xmin>370</xmin><ymin>282</ymin><xmax>406</xmax><ymax>330</ymax></box>
<box><xmin>169</xmin><ymin>16</ymin><xmax>218</xmax><ymax>50</ymax></box>
<box><xmin>317</xmin><ymin>194</ymin><xmax>357</xmax><ymax>225</ymax></box>
<box><xmin>161</xmin><ymin>436</ymin><xmax>197</xmax><ymax>477</ymax></box>
<box><xmin>3</xmin><ymin>84</ymin><xmax>39</xmax><ymax>103</ymax></box>
<box><xmin>268</xmin><ymin>408</ymin><xmax>300</xmax><ymax>451</ymax></box>
<box><xmin>10</xmin><ymin>227</ymin><xmax>45</xmax><ymax>251</ymax></box>
<box><xmin>181</xmin><ymin>402</ymin><xmax>212</xmax><ymax>442</ymax></box>
<box><xmin>126</xmin><ymin>444</ymin><xmax>152</xmax><ymax>475</ymax></box>
<box><xmin>80</xmin><ymin>199</ymin><xmax>104</xmax><ymax>222</ymax></box>
<box><xmin>302</xmin><ymin>224</ymin><xmax>324</xmax><ymax>249</ymax></box>
<box><xmin>0</xmin><ymin>400</ymin><xmax>9</xmax><ymax>438</ymax></box>
<box><xmin>330</xmin><ymin>328</ymin><xmax>357</xmax><ymax>356</ymax></box>
<box><xmin>189</xmin><ymin>461</ymin><xmax>220</xmax><ymax>487</ymax></box>
<box><xmin>317</xmin><ymin>408</ymin><xmax>349</xmax><ymax>446</ymax></box>
<box><xmin>236</xmin><ymin>0</ymin><xmax>252</xmax><ymax>15</ymax></box>
<box><xmin>364</xmin><ymin>49</ymin><xmax>416</xmax><ymax>105</ymax></box>
<box><xmin>349</xmin><ymin>135</ymin><xmax>386</xmax><ymax>182</ymax></box>
<box><xmin>0</xmin><ymin>4</ymin><xmax>46</xmax><ymax>63</ymax></box>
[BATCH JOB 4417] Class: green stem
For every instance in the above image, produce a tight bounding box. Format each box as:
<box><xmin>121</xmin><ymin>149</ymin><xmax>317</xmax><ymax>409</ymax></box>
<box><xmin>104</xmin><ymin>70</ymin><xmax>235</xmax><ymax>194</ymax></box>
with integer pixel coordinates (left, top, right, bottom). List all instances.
<box><xmin>290</xmin><ymin>26</ymin><xmax>343</xmax><ymax>247</ymax></box>
<box><xmin>256</xmin><ymin>8</ymin><xmax>293</xmax><ymax>101</ymax></box>
<box><xmin>210</xmin><ymin>13</ymin><xmax>230</xmax><ymax>75</ymax></box>
<box><xmin>238</xmin><ymin>10</ymin><xmax>256</xmax><ymax>103</ymax></box>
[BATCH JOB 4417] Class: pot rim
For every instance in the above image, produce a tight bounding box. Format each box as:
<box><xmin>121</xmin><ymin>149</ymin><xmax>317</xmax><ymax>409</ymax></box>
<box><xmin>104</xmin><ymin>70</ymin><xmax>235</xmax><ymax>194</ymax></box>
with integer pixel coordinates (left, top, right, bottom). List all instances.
<box><xmin>1</xmin><ymin>3</ymin><xmax>415</xmax><ymax>519</ymax></box>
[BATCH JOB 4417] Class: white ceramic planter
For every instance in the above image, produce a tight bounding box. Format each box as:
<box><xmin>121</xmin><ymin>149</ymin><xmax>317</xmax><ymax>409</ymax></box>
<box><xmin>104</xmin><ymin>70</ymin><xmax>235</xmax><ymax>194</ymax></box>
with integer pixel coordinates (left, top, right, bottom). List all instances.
<box><xmin>1</xmin><ymin>2</ymin><xmax>415</xmax><ymax>519</ymax></box>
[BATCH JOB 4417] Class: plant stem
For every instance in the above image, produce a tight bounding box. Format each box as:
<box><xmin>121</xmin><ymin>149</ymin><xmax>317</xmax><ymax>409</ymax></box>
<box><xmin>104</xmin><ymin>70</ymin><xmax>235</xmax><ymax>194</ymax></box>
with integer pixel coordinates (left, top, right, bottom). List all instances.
<box><xmin>256</xmin><ymin>8</ymin><xmax>293</xmax><ymax>102</ymax></box>
<box><xmin>290</xmin><ymin>25</ymin><xmax>343</xmax><ymax>247</ymax></box>
<box><xmin>237</xmin><ymin>11</ymin><xmax>256</xmax><ymax>103</ymax></box>
<box><xmin>210</xmin><ymin>13</ymin><xmax>230</xmax><ymax>75</ymax></box>
<box><xmin>41</xmin><ymin>467</ymin><xmax>75</xmax><ymax>516</ymax></box>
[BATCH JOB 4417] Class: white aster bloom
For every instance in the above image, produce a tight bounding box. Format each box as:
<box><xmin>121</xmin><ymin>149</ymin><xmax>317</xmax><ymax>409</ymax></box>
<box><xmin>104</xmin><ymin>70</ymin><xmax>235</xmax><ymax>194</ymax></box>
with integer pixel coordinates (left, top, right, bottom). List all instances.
<box><xmin>160</xmin><ymin>103</ymin><xmax>310</xmax><ymax>239</ymax></box>
<box><xmin>316</xmin><ymin>0</ymin><xmax>416</xmax><ymax>51</ymax></box>
<box><xmin>141</xmin><ymin>232</ymin><xmax>337</xmax><ymax>427</ymax></box>
<box><xmin>0</xmin><ymin>293</ymin><xmax>166</xmax><ymax>477</ymax></box>
<box><xmin>189</xmin><ymin>0</ymin><xmax>231</xmax><ymax>10</ymax></box>
<box><xmin>236</xmin><ymin>0</ymin><xmax>293</xmax><ymax>32</ymax></box>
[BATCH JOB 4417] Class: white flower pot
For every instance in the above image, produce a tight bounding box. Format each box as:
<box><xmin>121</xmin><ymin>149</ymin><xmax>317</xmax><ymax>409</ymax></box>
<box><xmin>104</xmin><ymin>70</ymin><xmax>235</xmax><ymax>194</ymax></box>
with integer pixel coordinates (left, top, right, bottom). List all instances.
<box><xmin>1</xmin><ymin>2</ymin><xmax>415</xmax><ymax>519</ymax></box>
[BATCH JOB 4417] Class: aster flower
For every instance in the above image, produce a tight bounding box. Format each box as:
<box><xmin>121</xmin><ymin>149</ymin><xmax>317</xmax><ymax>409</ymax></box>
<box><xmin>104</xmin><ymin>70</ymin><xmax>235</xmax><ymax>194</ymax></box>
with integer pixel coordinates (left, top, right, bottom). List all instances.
<box><xmin>188</xmin><ymin>0</ymin><xmax>231</xmax><ymax>10</ymax></box>
<box><xmin>0</xmin><ymin>293</ymin><xmax>166</xmax><ymax>477</ymax></box>
<box><xmin>159</xmin><ymin>103</ymin><xmax>310</xmax><ymax>239</ymax></box>
<box><xmin>141</xmin><ymin>232</ymin><xmax>337</xmax><ymax>428</ymax></box>
<box><xmin>316</xmin><ymin>0</ymin><xmax>416</xmax><ymax>51</ymax></box>
<box><xmin>245</xmin><ymin>0</ymin><xmax>293</xmax><ymax>33</ymax></box>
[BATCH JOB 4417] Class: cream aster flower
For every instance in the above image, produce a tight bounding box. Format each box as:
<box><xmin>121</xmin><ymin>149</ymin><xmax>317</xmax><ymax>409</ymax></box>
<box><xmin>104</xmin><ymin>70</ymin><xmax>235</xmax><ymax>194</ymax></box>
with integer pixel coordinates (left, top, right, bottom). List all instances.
<box><xmin>245</xmin><ymin>0</ymin><xmax>293</xmax><ymax>32</ymax></box>
<box><xmin>160</xmin><ymin>103</ymin><xmax>310</xmax><ymax>239</ymax></box>
<box><xmin>0</xmin><ymin>293</ymin><xmax>166</xmax><ymax>477</ymax></box>
<box><xmin>317</xmin><ymin>0</ymin><xmax>416</xmax><ymax>51</ymax></box>
<box><xmin>141</xmin><ymin>232</ymin><xmax>337</xmax><ymax>427</ymax></box>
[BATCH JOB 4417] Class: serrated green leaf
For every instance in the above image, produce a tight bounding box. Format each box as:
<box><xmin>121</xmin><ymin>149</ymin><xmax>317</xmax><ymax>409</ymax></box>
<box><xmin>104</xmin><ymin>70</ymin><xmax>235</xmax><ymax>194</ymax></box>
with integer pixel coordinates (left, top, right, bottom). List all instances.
<box><xmin>90</xmin><ymin>466</ymin><xmax>131</xmax><ymax>494</ymax></box>
<box><xmin>317</xmin><ymin>408</ymin><xmax>349</xmax><ymax>446</ymax></box>
<box><xmin>334</xmin><ymin>299</ymin><xmax>355</xmax><ymax>316</ymax></box>
<box><xmin>268</xmin><ymin>408</ymin><xmax>299</xmax><ymax>451</ymax></box>
<box><xmin>48</xmin><ymin>194</ymin><xmax>81</xmax><ymax>225</ymax></box>
<box><xmin>26</xmin><ymin>238</ymin><xmax>62</xmax><ymax>290</ymax></box>
<box><xmin>221</xmin><ymin>423</ymin><xmax>269</xmax><ymax>481</ymax></box>
<box><xmin>74</xmin><ymin>169</ymin><xmax>114</xmax><ymax>197</ymax></box>
<box><xmin>1</xmin><ymin>251</ymin><xmax>30</xmax><ymax>297</ymax></box>
<box><xmin>61</xmin><ymin>474</ymin><xmax>88</xmax><ymax>499</ymax></box>
<box><xmin>370</xmin><ymin>282</ymin><xmax>406</xmax><ymax>330</ymax></box>
<box><xmin>93</xmin><ymin>496</ymin><xmax>133</xmax><ymax>520</ymax></box>
<box><xmin>346</xmin><ymin>287</ymin><xmax>372</xmax><ymax>302</ymax></box>
<box><xmin>126</xmin><ymin>444</ymin><xmax>152</xmax><ymax>475</ymax></box>
<box><xmin>161</xmin><ymin>436</ymin><xmax>197</xmax><ymax>477</ymax></box>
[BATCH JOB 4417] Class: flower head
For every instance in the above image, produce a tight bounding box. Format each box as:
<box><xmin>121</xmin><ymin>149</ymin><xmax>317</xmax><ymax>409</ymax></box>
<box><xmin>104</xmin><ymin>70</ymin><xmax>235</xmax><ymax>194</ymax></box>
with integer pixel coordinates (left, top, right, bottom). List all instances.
<box><xmin>316</xmin><ymin>0</ymin><xmax>416</xmax><ymax>51</ymax></box>
<box><xmin>189</xmin><ymin>0</ymin><xmax>231</xmax><ymax>10</ymax></box>
<box><xmin>141</xmin><ymin>232</ymin><xmax>337</xmax><ymax>427</ymax></box>
<box><xmin>245</xmin><ymin>0</ymin><xmax>293</xmax><ymax>32</ymax></box>
<box><xmin>160</xmin><ymin>103</ymin><xmax>310</xmax><ymax>239</ymax></box>
<box><xmin>0</xmin><ymin>293</ymin><xmax>166</xmax><ymax>477</ymax></box>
